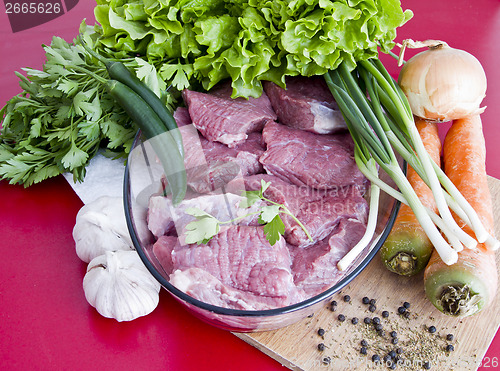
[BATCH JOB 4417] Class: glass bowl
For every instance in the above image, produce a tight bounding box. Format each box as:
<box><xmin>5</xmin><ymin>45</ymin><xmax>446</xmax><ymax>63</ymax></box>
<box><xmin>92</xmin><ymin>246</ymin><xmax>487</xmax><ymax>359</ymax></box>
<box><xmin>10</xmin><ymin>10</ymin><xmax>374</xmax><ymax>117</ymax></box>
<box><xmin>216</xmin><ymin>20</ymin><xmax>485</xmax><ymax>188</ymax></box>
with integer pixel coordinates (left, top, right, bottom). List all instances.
<box><xmin>124</xmin><ymin>131</ymin><xmax>400</xmax><ymax>333</ymax></box>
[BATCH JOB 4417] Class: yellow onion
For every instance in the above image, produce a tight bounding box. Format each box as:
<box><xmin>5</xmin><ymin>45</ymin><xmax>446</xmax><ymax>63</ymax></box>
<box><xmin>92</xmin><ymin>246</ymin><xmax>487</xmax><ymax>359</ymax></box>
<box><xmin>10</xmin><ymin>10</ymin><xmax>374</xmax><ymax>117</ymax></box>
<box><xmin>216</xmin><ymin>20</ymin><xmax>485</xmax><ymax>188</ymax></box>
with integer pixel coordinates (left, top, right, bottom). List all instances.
<box><xmin>398</xmin><ymin>40</ymin><xmax>487</xmax><ymax>122</ymax></box>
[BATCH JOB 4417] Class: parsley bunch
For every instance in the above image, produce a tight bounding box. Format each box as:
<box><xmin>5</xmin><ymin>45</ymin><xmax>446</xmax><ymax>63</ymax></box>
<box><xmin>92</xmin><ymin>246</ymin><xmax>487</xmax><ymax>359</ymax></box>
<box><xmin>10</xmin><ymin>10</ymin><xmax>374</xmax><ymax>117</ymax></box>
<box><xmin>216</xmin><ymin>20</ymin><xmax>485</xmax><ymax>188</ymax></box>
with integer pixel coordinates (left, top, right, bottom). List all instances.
<box><xmin>0</xmin><ymin>25</ymin><xmax>173</xmax><ymax>186</ymax></box>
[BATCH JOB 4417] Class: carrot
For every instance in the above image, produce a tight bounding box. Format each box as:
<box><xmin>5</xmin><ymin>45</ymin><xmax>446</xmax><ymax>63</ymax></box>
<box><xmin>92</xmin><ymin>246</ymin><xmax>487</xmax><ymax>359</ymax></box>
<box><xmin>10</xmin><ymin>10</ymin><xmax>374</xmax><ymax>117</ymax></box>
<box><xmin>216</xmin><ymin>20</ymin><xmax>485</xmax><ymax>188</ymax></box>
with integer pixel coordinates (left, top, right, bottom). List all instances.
<box><xmin>380</xmin><ymin>118</ymin><xmax>441</xmax><ymax>275</ymax></box>
<box><xmin>424</xmin><ymin>114</ymin><xmax>498</xmax><ymax>316</ymax></box>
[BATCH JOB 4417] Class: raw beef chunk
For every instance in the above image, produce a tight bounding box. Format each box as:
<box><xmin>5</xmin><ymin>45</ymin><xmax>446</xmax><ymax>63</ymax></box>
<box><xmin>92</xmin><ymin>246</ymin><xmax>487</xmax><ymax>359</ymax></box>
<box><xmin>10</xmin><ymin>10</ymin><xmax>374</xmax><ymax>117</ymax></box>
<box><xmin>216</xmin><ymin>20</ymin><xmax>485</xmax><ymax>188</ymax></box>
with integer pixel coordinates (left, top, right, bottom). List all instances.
<box><xmin>259</xmin><ymin>121</ymin><xmax>366</xmax><ymax>189</ymax></box>
<box><xmin>182</xmin><ymin>81</ymin><xmax>277</xmax><ymax>147</ymax></box>
<box><xmin>290</xmin><ymin>218</ymin><xmax>367</xmax><ymax>296</ymax></box>
<box><xmin>169</xmin><ymin>267</ymin><xmax>303</xmax><ymax>310</ymax></box>
<box><xmin>244</xmin><ymin>174</ymin><xmax>368</xmax><ymax>247</ymax></box>
<box><xmin>174</xmin><ymin>107</ymin><xmax>265</xmax><ymax>193</ymax></box>
<box><xmin>263</xmin><ymin>76</ymin><xmax>347</xmax><ymax>134</ymax></box>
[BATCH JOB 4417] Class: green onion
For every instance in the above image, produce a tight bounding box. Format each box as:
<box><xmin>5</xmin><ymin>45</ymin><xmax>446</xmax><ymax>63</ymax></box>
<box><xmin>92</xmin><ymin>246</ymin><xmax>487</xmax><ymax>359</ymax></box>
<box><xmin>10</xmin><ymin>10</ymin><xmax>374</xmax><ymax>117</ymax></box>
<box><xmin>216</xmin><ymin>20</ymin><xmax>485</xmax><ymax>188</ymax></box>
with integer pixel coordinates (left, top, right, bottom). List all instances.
<box><xmin>324</xmin><ymin>58</ymin><xmax>500</xmax><ymax>268</ymax></box>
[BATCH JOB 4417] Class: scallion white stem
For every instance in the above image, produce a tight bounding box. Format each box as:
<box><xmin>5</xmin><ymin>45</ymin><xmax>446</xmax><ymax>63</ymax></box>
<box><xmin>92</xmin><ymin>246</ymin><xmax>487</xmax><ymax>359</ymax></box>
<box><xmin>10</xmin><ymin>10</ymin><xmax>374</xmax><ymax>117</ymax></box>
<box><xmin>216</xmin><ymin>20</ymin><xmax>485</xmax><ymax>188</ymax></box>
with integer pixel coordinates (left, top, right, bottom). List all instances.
<box><xmin>338</xmin><ymin>160</ymin><xmax>380</xmax><ymax>271</ymax></box>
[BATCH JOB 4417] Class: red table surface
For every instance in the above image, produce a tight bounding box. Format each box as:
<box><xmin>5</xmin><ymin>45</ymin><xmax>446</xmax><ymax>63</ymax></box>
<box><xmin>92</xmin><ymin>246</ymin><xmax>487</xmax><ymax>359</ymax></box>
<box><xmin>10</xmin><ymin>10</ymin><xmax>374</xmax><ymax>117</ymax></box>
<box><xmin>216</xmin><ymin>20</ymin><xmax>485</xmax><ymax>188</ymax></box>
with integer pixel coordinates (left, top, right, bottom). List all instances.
<box><xmin>1</xmin><ymin>1</ymin><xmax>499</xmax><ymax>370</ymax></box>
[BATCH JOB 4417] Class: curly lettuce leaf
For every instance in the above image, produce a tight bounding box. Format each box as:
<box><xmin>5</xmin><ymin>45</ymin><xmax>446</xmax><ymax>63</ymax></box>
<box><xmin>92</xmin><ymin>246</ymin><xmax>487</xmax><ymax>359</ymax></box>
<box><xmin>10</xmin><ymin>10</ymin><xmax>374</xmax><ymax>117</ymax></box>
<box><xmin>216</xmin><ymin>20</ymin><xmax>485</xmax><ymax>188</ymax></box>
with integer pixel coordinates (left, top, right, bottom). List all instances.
<box><xmin>90</xmin><ymin>0</ymin><xmax>413</xmax><ymax>97</ymax></box>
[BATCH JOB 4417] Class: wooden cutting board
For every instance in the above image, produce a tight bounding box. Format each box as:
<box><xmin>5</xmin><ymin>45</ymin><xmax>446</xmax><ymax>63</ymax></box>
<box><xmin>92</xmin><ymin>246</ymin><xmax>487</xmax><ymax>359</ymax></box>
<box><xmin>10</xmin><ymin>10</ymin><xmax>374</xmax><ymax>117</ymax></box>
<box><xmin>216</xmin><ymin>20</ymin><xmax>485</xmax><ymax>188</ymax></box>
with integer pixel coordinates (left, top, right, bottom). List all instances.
<box><xmin>235</xmin><ymin>176</ymin><xmax>500</xmax><ymax>371</ymax></box>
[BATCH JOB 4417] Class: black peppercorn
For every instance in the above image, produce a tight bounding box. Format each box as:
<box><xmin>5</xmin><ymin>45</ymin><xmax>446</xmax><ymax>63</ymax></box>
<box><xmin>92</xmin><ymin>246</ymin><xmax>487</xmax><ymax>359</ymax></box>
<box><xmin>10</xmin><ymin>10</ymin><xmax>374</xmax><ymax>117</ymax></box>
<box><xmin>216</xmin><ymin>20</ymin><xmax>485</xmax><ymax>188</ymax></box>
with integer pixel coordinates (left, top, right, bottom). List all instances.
<box><xmin>403</xmin><ymin>301</ymin><xmax>410</xmax><ymax>309</ymax></box>
<box><xmin>388</xmin><ymin>361</ymin><xmax>397</xmax><ymax>370</ymax></box>
<box><xmin>397</xmin><ymin>306</ymin><xmax>406</xmax><ymax>314</ymax></box>
<box><xmin>351</xmin><ymin>317</ymin><xmax>359</xmax><ymax>325</ymax></box>
<box><xmin>372</xmin><ymin>317</ymin><xmax>381</xmax><ymax>325</ymax></box>
<box><xmin>423</xmin><ymin>361</ymin><xmax>431</xmax><ymax>369</ymax></box>
<box><xmin>382</xmin><ymin>310</ymin><xmax>389</xmax><ymax>318</ymax></box>
<box><xmin>369</xmin><ymin>298</ymin><xmax>376</xmax><ymax>305</ymax></box>
<box><xmin>362</xmin><ymin>296</ymin><xmax>370</xmax><ymax>304</ymax></box>
<box><xmin>446</xmin><ymin>334</ymin><xmax>454</xmax><ymax>341</ymax></box>
<box><xmin>322</xmin><ymin>356</ymin><xmax>331</xmax><ymax>365</ymax></box>
<box><xmin>360</xmin><ymin>339</ymin><xmax>368</xmax><ymax>347</ymax></box>
<box><xmin>331</xmin><ymin>300</ymin><xmax>337</xmax><ymax>307</ymax></box>
<box><xmin>364</xmin><ymin>317</ymin><xmax>371</xmax><ymax>324</ymax></box>
<box><xmin>395</xmin><ymin>348</ymin><xmax>402</xmax><ymax>355</ymax></box>
<box><xmin>338</xmin><ymin>314</ymin><xmax>346</xmax><ymax>322</ymax></box>
<box><xmin>383</xmin><ymin>354</ymin><xmax>391</xmax><ymax>363</ymax></box>
<box><xmin>375</xmin><ymin>324</ymin><xmax>383</xmax><ymax>331</ymax></box>
<box><xmin>428</xmin><ymin>325</ymin><xmax>437</xmax><ymax>334</ymax></box>
<box><xmin>446</xmin><ymin>344</ymin><xmax>455</xmax><ymax>352</ymax></box>
<box><xmin>317</xmin><ymin>343</ymin><xmax>325</xmax><ymax>351</ymax></box>
<box><xmin>389</xmin><ymin>350</ymin><xmax>397</xmax><ymax>358</ymax></box>
<box><xmin>369</xmin><ymin>304</ymin><xmax>376</xmax><ymax>312</ymax></box>
<box><xmin>317</xmin><ymin>328</ymin><xmax>325</xmax><ymax>336</ymax></box>
<box><xmin>392</xmin><ymin>338</ymin><xmax>398</xmax><ymax>345</ymax></box>
<box><xmin>390</xmin><ymin>331</ymin><xmax>397</xmax><ymax>338</ymax></box>
<box><xmin>360</xmin><ymin>347</ymin><xmax>367</xmax><ymax>355</ymax></box>
<box><xmin>378</xmin><ymin>330</ymin><xmax>386</xmax><ymax>337</ymax></box>
<box><xmin>404</xmin><ymin>311</ymin><xmax>410</xmax><ymax>319</ymax></box>
<box><xmin>343</xmin><ymin>295</ymin><xmax>351</xmax><ymax>302</ymax></box>
<box><xmin>372</xmin><ymin>354</ymin><xmax>380</xmax><ymax>362</ymax></box>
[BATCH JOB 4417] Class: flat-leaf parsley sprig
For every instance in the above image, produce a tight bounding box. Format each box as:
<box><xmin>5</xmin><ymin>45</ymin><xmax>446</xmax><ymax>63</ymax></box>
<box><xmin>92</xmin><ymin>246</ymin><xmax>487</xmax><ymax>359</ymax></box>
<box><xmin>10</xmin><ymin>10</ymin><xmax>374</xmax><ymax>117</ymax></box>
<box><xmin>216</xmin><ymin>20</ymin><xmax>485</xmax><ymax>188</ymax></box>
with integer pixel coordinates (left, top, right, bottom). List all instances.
<box><xmin>184</xmin><ymin>180</ymin><xmax>312</xmax><ymax>246</ymax></box>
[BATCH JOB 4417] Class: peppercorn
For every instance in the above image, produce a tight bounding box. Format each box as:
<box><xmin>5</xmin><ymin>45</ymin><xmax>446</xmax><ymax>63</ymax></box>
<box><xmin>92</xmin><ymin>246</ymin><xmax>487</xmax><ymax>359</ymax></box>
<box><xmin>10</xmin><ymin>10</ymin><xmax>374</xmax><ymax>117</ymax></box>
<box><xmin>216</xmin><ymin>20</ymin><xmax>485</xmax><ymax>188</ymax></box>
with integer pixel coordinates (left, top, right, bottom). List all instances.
<box><xmin>446</xmin><ymin>344</ymin><xmax>455</xmax><ymax>352</ymax></box>
<box><xmin>364</xmin><ymin>317</ymin><xmax>371</xmax><ymax>324</ymax></box>
<box><xmin>391</xmin><ymin>337</ymin><xmax>398</xmax><ymax>345</ymax></box>
<box><xmin>383</xmin><ymin>354</ymin><xmax>391</xmax><ymax>363</ymax></box>
<box><xmin>378</xmin><ymin>330</ymin><xmax>386</xmax><ymax>337</ymax></box>
<box><xmin>351</xmin><ymin>317</ymin><xmax>359</xmax><ymax>325</ymax></box>
<box><xmin>317</xmin><ymin>343</ymin><xmax>325</xmax><ymax>351</ymax></box>
<box><xmin>389</xmin><ymin>350</ymin><xmax>397</xmax><ymax>358</ymax></box>
<box><xmin>330</xmin><ymin>304</ymin><xmax>337</xmax><ymax>312</ymax></box>
<box><xmin>369</xmin><ymin>304</ymin><xmax>376</xmax><ymax>312</ymax></box>
<box><xmin>388</xmin><ymin>361</ymin><xmax>397</xmax><ymax>370</ymax></box>
<box><xmin>360</xmin><ymin>347</ymin><xmax>367</xmax><ymax>355</ymax></box>
<box><xmin>372</xmin><ymin>317</ymin><xmax>381</xmax><ymax>325</ymax></box>
<box><xmin>322</xmin><ymin>356</ymin><xmax>331</xmax><ymax>365</ymax></box>
<box><xmin>369</xmin><ymin>298</ymin><xmax>376</xmax><ymax>305</ymax></box>
<box><xmin>403</xmin><ymin>311</ymin><xmax>410</xmax><ymax>319</ymax></box>
<box><xmin>390</xmin><ymin>331</ymin><xmax>397</xmax><ymax>338</ymax></box>
<box><xmin>428</xmin><ymin>325</ymin><xmax>437</xmax><ymax>334</ymax></box>
<box><xmin>331</xmin><ymin>300</ymin><xmax>337</xmax><ymax>307</ymax></box>
<box><xmin>382</xmin><ymin>310</ymin><xmax>389</xmax><ymax>318</ymax></box>
<box><xmin>343</xmin><ymin>294</ymin><xmax>351</xmax><ymax>302</ymax></box>
<box><xmin>446</xmin><ymin>334</ymin><xmax>454</xmax><ymax>341</ymax></box>
<box><xmin>375</xmin><ymin>324</ymin><xmax>383</xmax><ymax>331</ymax></box>
<box><xmin>360</xmin><ymin>339</ymin><xmax>368</xmax><ymax>347</ymax></box>
<box><xmin>372</xmin><ymin>354</ymin><xmax>380</xmax><ymax>362</ymax></box>
<box><xmin>403</xmin><ymin>301</ymin><xmax>410</xmax><ymax>309</ymax></box>
<box><xmin>362</xmin><ymin>296</ymin><xmax>370</xmax><ymax>304</ymax></box>
<box><xmin>423</xmin><ymin>361</ymin><xmax>431</xmax><ymax>369</ymax></box>
<box><xmin>317</xmin><ymin>328</ymin><xmax>325</xmax><ymax>336</ymax></box>
<box><xmin>395</xmin><ymin>348</ymin><xmax>402</xmax><ymax>355</ymax></box>
<box><xmin>338</xmin><ymin>314</ymin><xmax>346</xmax><ymax>322</ymax></box>
<box><xmin>397</xmin><ymin>306</ymin><xmax>406</xmax><ymax>314</ymax></box>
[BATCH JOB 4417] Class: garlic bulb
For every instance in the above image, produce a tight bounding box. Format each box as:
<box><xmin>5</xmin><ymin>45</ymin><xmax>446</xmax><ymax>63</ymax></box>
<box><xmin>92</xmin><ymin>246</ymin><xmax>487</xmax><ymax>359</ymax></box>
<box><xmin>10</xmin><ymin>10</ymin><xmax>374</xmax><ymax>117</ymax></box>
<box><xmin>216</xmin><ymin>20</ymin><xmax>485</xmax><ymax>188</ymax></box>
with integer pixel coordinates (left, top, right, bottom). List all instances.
<box><xmin>398</xmin><ymin>41</ymin><xmax>487</xmax><ymax>122</ymax></box>
<box><xmin>73</xmin><ymin>196</ymin><xmax>134</xmax><ymax>263</ymax></box>
<box><xmin>83</xmin><ymin>250</ymin><xmax>161</xmax><ymax>322</ymax></box>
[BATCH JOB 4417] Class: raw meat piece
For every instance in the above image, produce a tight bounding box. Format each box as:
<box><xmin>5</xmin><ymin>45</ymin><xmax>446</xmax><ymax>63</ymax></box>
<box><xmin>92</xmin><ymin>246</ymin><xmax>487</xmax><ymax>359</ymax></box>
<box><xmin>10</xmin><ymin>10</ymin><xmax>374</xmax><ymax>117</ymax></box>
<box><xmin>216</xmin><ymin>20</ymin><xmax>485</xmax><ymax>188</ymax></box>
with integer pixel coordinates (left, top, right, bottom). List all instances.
<box><xmin>171</xmin><ymin>226</ymin><xmax>299</xmax><ymax>299</ymax></box>
<box><xmin>244</xmin><ymin>174</ymin><xmax>368</xmax><ymax>247</ymax></box>
<box><xmin>152</xmin><ymin>235</ymin><xmax>179</xmax><ymax>275</ymax></box>
<box><xmin>291</xmin><ymin>218</ymin><xmax>367</xmax><ymax>296</ymax></box>
<box><xmin>169</xmin><ymin>268</ymin><xmax>302</xmax><ymax>310</ymax></box>
<box><xmin>174</xmin><ymin>107</ymin><xmax>265</xmax><ymax>193</ymax></box>
<box><xmin>263</xmin><ymin>76</ymin><xmax>347</xmax><ymax>134</ymax></box>
<box><xmin>259</xmin><ymin>121</ymin><xmax>365</xmax><ymax>189</ymax></box>
<box><xmin>182</xmin><ymin>81</ymin><xmax>277</xmax><ymax>147</ymax></box>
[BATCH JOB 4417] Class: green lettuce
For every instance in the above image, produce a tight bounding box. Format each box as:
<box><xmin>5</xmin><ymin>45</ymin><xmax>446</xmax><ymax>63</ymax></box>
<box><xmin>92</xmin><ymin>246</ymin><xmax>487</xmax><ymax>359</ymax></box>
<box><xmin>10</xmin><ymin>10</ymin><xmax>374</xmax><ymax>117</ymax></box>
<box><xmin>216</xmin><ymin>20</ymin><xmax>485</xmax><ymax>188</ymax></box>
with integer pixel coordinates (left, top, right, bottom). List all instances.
<box><xmin>90</xmin><ymin>0</ymin><xmax>412</xmax><ymax>97</ymax></box>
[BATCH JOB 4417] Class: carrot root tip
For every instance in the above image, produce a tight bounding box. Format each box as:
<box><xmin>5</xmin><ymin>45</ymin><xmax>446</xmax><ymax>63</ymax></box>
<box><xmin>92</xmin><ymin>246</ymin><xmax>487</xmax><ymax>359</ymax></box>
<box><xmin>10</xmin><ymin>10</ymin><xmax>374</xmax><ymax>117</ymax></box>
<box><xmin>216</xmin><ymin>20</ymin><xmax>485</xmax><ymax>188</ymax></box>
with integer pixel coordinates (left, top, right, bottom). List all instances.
<box><xmin>437</xmin><ymin>285</ymin><xmax>482</xmax><ymax>317</ymax></box>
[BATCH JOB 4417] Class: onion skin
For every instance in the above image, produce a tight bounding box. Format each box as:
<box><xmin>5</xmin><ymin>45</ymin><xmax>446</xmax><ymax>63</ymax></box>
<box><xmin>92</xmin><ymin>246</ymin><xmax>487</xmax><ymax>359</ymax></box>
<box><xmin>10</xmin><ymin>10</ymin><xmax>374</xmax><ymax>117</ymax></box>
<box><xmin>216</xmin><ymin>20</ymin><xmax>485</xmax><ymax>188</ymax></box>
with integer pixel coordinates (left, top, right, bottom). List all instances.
<box><xmin>398</xmin><ymin>46</ymin><xmax>487</xmax><ymax>122</ymax></box>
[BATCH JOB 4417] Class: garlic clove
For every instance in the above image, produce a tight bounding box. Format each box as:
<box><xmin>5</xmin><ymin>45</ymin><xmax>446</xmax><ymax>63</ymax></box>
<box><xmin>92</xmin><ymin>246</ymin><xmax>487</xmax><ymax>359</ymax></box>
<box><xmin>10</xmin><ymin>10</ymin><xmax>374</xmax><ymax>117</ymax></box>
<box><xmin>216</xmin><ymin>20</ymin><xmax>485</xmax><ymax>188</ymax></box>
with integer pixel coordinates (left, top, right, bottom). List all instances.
<box><xmin>83</xmin><ymin>250</ymin><xmax>161</xmax><ymax>322</ymax></box>
<box><xmin>73</xmin><ymin>196</ymin><xmax>134</xmax><ymax>263</ymax></box>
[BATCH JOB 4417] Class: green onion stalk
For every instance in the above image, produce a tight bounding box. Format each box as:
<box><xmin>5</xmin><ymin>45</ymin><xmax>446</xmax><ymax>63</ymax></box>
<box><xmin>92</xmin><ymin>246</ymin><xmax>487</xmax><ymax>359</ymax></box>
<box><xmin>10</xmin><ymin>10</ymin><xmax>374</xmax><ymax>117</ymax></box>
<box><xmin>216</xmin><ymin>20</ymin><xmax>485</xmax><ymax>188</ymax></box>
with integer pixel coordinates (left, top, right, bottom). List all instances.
<box><xmin>323</xmin><ymin>59</ymin><xmax>499</xmax><ymax>267</ymax></box>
